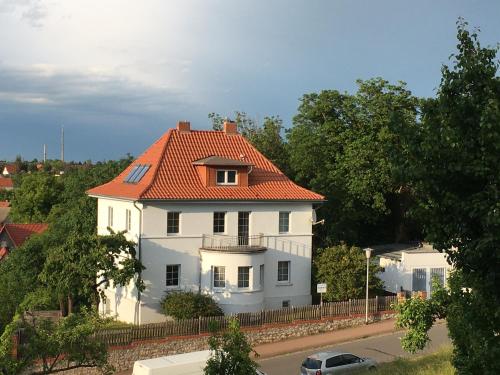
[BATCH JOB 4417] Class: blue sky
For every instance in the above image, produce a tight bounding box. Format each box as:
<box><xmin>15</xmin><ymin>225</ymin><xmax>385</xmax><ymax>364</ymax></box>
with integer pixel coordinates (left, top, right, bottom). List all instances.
<box><xmin>0</xmin><ymin>0</ymin><xmax>499</xmax><ymax>161</ymax></box>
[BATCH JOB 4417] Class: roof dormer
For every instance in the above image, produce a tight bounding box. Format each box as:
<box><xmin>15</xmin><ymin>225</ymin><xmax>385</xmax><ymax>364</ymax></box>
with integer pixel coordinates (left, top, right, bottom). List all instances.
<box><xmin>193</xmin><ymin>156</ymin><xmax>252</xmax><ymax>187</ymax></box>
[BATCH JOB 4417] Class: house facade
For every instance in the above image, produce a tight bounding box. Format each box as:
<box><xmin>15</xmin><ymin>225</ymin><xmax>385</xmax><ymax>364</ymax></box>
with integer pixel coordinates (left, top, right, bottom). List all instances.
<box><xmin>88</xmin><ymin>121</ymin><xmax>324</xmax><ymax>324</ymax></box>
<box><xmin>374</xmin><ymin>243</ymin><xmax>453</xmax><ymax>297</ymax></box>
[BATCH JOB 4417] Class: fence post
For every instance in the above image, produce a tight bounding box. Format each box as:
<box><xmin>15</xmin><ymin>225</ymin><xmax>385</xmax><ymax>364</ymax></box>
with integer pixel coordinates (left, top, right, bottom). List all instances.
<box><xmin>375</xmin><ymin>296</ymin><xmax>379</xmax><ymax>312</ymax></box>
<box><xmin>348</xmin><ymin>299</ymin><xmax>351</xmax><ymax>317</ymax></box>
<box><xmin>198</xmin><ymin>316</ymin><xmax>201</xmax><ymax>335</ymax></box>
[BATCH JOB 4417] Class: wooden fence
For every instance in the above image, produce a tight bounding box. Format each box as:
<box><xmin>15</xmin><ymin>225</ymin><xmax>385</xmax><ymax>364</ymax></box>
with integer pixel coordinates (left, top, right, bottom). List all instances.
<box><xmin>94</xmin><ymin>295</ymin><xmax>397</xmax><ymax>346</ymax></box>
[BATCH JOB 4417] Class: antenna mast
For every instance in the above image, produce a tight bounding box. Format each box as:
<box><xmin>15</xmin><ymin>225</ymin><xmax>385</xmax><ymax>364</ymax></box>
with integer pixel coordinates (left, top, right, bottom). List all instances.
<box><xmin>43</xmin><ymin>144</ymin><xmax>47</xmax><ymax>162</ymax></box>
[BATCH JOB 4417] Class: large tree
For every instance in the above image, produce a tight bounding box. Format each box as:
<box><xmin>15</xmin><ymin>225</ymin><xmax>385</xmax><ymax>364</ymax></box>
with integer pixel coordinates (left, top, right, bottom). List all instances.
<box><xmin>314</xmin><ymin>244</ymin><xmax>383</xmax><ymax>301</ymax></box>
<box><xmin>288</xmin><ymin>78</ymin><xmax>421</xmax><ymax>246</ymax></box>
<box><xmin>398</xmin><ymin>21</ymin><xmax>500</xmax><ymax>374</ymax></box>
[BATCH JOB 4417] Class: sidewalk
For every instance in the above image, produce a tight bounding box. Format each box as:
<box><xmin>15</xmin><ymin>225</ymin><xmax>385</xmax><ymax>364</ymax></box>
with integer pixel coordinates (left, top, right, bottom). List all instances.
<box><xmin>254</xmin><ymin>318</ymin><xmax>399</xmax><ymax>359</ymax></box>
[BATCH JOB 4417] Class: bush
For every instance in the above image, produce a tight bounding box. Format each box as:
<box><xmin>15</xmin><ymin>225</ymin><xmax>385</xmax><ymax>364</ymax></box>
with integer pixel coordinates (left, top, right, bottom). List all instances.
<box><xmin>160</xmin><ymin>291</ymin><xmax>223</xmax><ymax>319</ymax></box>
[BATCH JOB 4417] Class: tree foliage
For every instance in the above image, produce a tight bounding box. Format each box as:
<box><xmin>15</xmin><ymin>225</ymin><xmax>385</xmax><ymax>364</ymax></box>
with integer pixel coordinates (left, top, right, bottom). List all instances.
<box><xmin>0</xmin><ymin>310</ymin><xmax>113</xmax><ymax>375</ymax></box>
<box><xmin>313</xmin><ymin>244</ymin><xmax>383</xmax><ymax>301</ymax></box>
<box><xmin>160</xmin><ymin>291</ymin><xmax>223</xmax><ymax>320</ymax></box>
<box><xmin>288</xmin><ymin>79</ymin><xmax>421</xmax><ymax>246</ymax></box>
<box><xmin>397</xmin><ymin>20</ymin><xmax>500</xmax><ymax>374</ymax></box>
<box><xmin>204</xmin><ymin>318</ymin><xmax>259</xmax><ymax>375</ymax></box>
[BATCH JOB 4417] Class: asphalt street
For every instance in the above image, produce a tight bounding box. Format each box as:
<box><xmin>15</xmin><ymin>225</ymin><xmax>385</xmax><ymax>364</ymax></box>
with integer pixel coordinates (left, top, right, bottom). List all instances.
<box><xmin>258</xmin><ymin>323</ymin><xmax>450</xmax><ymax>375</ymax></box>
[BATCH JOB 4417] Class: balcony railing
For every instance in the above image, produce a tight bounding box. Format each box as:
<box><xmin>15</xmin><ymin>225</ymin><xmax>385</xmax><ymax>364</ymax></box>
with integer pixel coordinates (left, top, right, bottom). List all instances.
<box><xmin>201</xmin><ymin>234</ymin><xmax>266</xmax><ymax>252</ymax></box>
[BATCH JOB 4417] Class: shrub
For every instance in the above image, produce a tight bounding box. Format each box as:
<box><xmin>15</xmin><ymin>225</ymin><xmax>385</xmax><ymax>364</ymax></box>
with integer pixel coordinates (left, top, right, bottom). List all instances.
<box><xmin>160</xmin><ymin>291</ymin><xmax>223</xmax><ymax>319</ymax></box>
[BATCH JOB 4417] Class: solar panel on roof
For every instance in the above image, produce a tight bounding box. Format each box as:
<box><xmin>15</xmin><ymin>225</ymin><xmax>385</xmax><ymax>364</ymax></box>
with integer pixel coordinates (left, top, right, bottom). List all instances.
<box><xmin>123</xmin><ymin>164</ymin><xmax>151</xmax><ymax>184</ymax></box>
<box><xmin>123</xmin><ymin>165</ymin><xmax>141</xmax><ymax>183</ymax></box>
<box><xmin>131</xmin><ymin>164</ymin><xmax>150</xmax><ymax>183</ymax></box>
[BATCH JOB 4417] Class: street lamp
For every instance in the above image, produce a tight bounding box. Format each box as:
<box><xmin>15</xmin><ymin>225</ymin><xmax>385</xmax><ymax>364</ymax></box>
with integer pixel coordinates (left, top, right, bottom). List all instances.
<box><xmin>363</xmin><ymin>247</ymin><xmax>373</xmax><ymax>324</ymax></box>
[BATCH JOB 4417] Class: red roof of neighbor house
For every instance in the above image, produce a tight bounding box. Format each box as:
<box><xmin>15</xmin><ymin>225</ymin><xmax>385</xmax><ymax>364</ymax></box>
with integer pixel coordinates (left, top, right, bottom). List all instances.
<box><xmin>88</xmin><ymin>127</ymin><xmax>325</xmax><ymax>201</ymax></box>
<box><xmin>0</xmin><ymin>223</ymin><xmax>49</xmax><ymax>247</ymax></box>
<box><xmin>0</xmin><ymin>201</ymin><xmax>9</xmax><ymax>208</ymax></box>
<box><xmin>2</xmin><ymin>163</ymin><xmax>19</xmax><ymax>175</ymax></box>
<box><xmin>0</xmin><ymin>247</ymin><xmax>9</xmax><ymax>259</ymax></box>
<box><xmin>0</xmin><ymin>178</ymin><xmax>13</xmax><ymax>189</ymax></box>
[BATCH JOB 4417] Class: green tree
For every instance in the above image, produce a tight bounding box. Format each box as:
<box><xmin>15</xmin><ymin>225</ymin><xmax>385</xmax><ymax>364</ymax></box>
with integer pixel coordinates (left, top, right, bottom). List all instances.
<box><xmin>314</xmin><ymin>244</ymin><xmax>383</xmax><ymax>301</ymax></box>
<box><xmin>0</xmin><ymin>310</ymin><xmax>113</xmax><ymax>375</ymax></box>
<box><xmin>40</xmin><ymin>231</ymin><xmax>144</xmax><ymax>313</ymax></box>
<box><xmin>204</xmin><ymin>318</ymin><xmax>259</xmax><ymax>375</ymax></box>
<box><xmin>9</xmin><ymin>173</ymin><xmax>64</xmax><ymax>223</ymax></box>
<box><xmin>288</xmin><ymin>79</ymin><xmax>421</xmax><ymax>246</ymax></box>
<box><xmin>398</xmin><ymin>21</ymin><xmax>500</xmax><ymax>374</ymax></box>
<box><xmin>160</xmin><ymin>291</ymin><xmax>223</xmax><ymax>320</ymax></box>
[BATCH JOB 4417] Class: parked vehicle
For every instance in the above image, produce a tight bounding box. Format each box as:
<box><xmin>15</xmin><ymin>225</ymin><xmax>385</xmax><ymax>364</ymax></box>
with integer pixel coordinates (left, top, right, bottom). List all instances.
<box><xmin>132</xmin><ymin>349</ymin><xmax>267</xmax><ymax>375</ymax></box>
<box><xmin>300</xmin><ymin>351</ymin><xmax>377</xmax><ymax>374</ymax></box>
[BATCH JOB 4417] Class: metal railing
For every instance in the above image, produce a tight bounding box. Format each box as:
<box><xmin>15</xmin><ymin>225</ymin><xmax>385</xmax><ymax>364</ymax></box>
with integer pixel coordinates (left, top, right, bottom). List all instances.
<box><xmin>201</xmin><ymin>234</ymin><xmax>265</xmax><ymax>251</ymax></box>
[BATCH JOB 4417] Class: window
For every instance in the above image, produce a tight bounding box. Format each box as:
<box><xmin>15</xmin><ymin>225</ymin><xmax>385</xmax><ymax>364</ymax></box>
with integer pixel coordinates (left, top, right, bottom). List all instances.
<box><xmin>259</xmin><ymin>264</ymin><xmax>265</xmax><ymax>287</ymax></box>
<box><xmin>107</xmin><ymin>206</ymin><xmax>113</xmax><ymax>227</ymax></box>
<box><xmin>123</xmin><ymin>164</ymin><xmax>151</xmax><ymax>183</ymax></box>
<box><xmin>412</xmin><ymin>268</ymin><xmax>427</xmax><ymax>292</ymax></box>
<box><xmin>325</xmin><ymin>355</ymin><xmax>344</xmax><ymax>368</ymax></box>
<box><xmin>341</xmin><ymin>354</ymin><xmax>361</xmax><ymax>365</ymax></box>
<box><xmin>302</xmin><ymin>358</ymin><xmax>322</xmax><ymax>370</ymax></box>
<box><xmin>213</xmin><ymin>266</ymin><xmax>225</xmax><ymax>288</ymax></box>
<box><xmin>279</xmin><ymin>212</ymin><xmax>290</xmax><ymax>233</ymax></box>
<box><xmin>213</xmin><ymin>212</ymin><xmax>225</xmax><ymax>233</ymax></box>
<box><xmin>216</xmin><ymin>170</ymin><xmax>237</xmax><ymax>185</ymax></box>
<box><xmin>167</xmin><ymin>212</ymin><xmax>180</xmax><ymax>234</ymax></box>
<box><xmin>282</xmin><ymin>300</ymin><xmax>290</xmax><ymax>308</ymax></box>
<box><xmin>278</xmin><ymin>261</ymin><xmax>290</xmax><ymax>282</ymax></box>
<box><xmin>166</xmin><ymin>264</ymin><xmax>180</xmax><ymax>287</ymax></box>
<box><xmin>430</xmin><ymin>267</ymin><xmax>446</xmax><ymax>294</ymax></box>
<box><xmin>238</xmin><ymin>266</ymin><xmax>250</xmax><ymax>288</ymax></box>
<box><xmin>125</xmin><ymin>209</ymin><xmax>132</xmax><ymax>231</ymax></box>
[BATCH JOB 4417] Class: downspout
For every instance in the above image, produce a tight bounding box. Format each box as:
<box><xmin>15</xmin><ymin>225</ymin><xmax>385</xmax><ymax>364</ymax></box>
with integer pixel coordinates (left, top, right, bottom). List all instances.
<box><xmin>133</xmin><ymin>201</ymin><xmax>143</xmax><ymax>322</ymax></box>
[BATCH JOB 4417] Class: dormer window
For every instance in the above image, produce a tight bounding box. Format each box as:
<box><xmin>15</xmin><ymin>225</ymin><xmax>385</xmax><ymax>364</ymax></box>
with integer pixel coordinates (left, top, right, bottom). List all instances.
<box><xmin>216</xmin><ymin>170</ymin><xmax>237</xmax><ymax>185</ymax></box>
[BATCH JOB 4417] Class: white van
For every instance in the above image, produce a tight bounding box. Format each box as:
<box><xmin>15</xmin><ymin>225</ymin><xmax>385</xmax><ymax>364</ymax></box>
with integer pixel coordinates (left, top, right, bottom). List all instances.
<box><xmin>132</xmin><ymin>350</ymin><xmax>267</xmax><ymax>375</ymax></box>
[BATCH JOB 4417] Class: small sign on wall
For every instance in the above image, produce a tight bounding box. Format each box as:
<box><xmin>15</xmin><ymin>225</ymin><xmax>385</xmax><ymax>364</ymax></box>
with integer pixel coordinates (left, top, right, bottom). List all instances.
<box><xmin>317</xmin><ymin>283</ymin><xmax>327</xmax><ymax>294</ymax></box>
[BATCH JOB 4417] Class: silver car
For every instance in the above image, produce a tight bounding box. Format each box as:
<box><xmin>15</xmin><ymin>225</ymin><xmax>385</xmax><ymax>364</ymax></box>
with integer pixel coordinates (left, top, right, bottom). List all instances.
<box><xmin>300</xmin><ymin>351</ymin><xmax>377</xmax><ymax>374</ymax></box>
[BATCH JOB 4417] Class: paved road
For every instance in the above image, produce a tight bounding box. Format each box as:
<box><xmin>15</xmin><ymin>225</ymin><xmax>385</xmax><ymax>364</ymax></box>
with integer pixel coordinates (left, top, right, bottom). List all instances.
<box><xmin>258</xmin><ymin>323</ymin><xmax>450</xmax><ymax>375</ymax></box>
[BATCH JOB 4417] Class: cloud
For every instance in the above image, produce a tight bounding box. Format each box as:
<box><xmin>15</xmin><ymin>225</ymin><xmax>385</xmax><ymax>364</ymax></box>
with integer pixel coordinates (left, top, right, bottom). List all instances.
<box><xmin>0</xmin><ymin>0</ymin><xmax>47</xmax><ymax>27</ymax></box>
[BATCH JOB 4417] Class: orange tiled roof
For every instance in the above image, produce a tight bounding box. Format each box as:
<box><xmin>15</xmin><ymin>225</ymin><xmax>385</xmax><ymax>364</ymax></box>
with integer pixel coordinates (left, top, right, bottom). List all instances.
<box><xmin>2</xmin><ymin>163</ymin><xmax>19</xmax><ymax>175</ymax></box>
<box><xmin>0</xmin><ymin>201</ymin><xmax>9</xmax><ymax>208</ymax></box>
<box><xmin>88</xmin><ymin>128</ymin><xmax>325</xmax><ymax>201</ymax></box>
<box><xmin>0</xmin><ymin>223</ymin><xmax>49</xmax><ymax>247</ymax></box>
<box><xmin>0</xmin><ymin>178</ymin><xmax>13</xmax><ymax>189</ymax></box>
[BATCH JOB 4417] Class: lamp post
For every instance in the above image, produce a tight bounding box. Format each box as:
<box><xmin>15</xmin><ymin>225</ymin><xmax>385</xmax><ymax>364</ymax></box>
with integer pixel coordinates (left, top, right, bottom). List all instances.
<box><xmin>363</xmin><ymin>247</ymin><xmax>373</xmax><ymax>324</ymax></box>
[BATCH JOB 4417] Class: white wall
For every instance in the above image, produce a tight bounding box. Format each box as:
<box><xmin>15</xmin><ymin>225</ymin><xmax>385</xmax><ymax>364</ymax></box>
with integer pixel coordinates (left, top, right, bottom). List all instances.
<box><xmin>378</xmin><ymin>251</ymin><xmax>452</xmax><ymax>296</ymax></box>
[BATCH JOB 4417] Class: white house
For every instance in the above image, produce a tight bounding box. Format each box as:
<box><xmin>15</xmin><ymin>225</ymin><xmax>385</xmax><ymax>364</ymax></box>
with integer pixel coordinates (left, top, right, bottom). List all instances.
<box><xmin>88</xmin><ymin>121</ymin><xmax>324</xmax><ymax>324</ymax></box>
<box><xmin>374</xmin><ymin>243</ymin><xmax>453</xmax><ymax>297</ymax></box>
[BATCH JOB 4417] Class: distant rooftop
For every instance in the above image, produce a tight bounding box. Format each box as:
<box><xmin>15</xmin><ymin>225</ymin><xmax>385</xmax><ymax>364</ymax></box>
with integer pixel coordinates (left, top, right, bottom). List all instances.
<box><xmin>372</xmin><ymin>242</ymin><xmax>439</xmax><ymax>261</ymax></box>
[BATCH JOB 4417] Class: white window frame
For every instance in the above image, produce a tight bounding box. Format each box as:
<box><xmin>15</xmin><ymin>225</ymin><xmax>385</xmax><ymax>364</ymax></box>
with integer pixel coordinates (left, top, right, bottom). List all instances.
<box><xmin>277</xmin><ymin>260</ymin><xmax>291</xmax><ymax>283</ymax></box>
<box><xmin>213</xmin><ymin>212</ymin><xmax>226</xmax><ymax>234</ymax></box>
<box><xmin>238</xmin><ymin>266</ymin><xmax>250</xmax><ymax>289</ymax></box>
<box><xmin>167</xmin><ymin>211</ymin><xmax>181</xmax><ymax>235</ymax></box>
<box><xmin>125</xmin><ymin>209</ymin><xmax>132</xmax><ymax>232</ymax></box>
<box><xmin>107</xmin><ymin>206</ymin><xmax>113</xmax><ymax>228</ymax></box>
<box><xmin>166</xmin><ymin>264</ymin><xmax>181</xmax><ymax>288</ymax></box>
<box><xmin>216</xmin><ymin>170</ymin><xmax>238</xmax><ymax>185</ymax></box>
<box><xmin>279</xmin><ymin>211</ymin><xmax>290</xmax><ymax>233</ymax></box>
<box><xmin>213</xmin><ymin>266</ymin><xmax>226</xmax><ymax>289</ymax></box>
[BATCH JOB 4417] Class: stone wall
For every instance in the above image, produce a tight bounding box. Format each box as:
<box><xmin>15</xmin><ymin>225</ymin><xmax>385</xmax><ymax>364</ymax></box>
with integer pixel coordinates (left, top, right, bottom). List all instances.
<box><xmin>46</xmin><ymin>312</ymin><xmax>396</xmax><ymax>374</ymax></box>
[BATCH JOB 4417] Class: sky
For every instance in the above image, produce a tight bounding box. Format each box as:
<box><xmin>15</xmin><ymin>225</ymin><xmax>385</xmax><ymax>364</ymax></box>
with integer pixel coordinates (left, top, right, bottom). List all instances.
<box><xmin>0</xmin><ymin>0</ymin><xmax>499</xmax><ymax>162</ymax></box>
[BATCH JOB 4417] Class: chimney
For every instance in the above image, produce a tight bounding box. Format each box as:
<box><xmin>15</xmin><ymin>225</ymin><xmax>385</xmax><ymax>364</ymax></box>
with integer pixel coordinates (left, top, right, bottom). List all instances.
<box><xmin>177</xmin><ymin>121</ymin><xmax>191</xmax><ymax>133</ymax></box>
<box><xmin>223</xmin><ymin>121</ymin><xmax>238</xmax><ymax>135</ymax></box>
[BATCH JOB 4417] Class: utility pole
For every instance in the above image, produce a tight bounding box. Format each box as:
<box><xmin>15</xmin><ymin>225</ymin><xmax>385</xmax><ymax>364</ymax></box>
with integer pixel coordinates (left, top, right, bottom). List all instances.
<box><xmin>43</xmin><ymin>144</ymin><xmax>47</xmax><ymax>163</ymax></box>
<box><xmin>60</xmin><ymin>125</ymin><xmax>64</xmax><ymax>162</ymax></box>
<box><xmin>364</xmin><ymin>248</ymin><xmax>373</xmax><ymax>324</ymax></box>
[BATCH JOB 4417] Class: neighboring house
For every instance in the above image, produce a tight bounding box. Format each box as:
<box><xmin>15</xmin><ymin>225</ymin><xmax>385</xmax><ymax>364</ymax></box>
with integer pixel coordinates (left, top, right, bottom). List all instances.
<box><xmin>88</xmin><ymin>121</ymin><xmax>324</xmax><ymax>324</ymax></box>
<box><xmin>0</xmin><ymin>223</ymin><xmax>49</xmax><ymax>260</ymax></box>
<box><xmin>374</xmin><ymin>242</ymin><xmax>453</xmax><ymax>297</ymax></box>
<box><xmin>0</xmin><ymin>177</ymin><xmax>13</xmax><ymax>191</ymax></box>
<box><xmin>0</xmin><ymin>201</ymin><xmax>10</xmax><ymax>224</ymax></box>
<box><xmin>2</xmin><ymin>163</ymin><xmax>19</xmax><ymax>177</ymax></box>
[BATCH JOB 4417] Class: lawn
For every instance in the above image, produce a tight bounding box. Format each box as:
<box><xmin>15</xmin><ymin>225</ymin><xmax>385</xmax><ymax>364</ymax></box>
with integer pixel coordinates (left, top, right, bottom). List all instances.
<box><xmin>365</xmin><ymin>346</ymin><xmax>455</xmax><ymax>375</ymax></box>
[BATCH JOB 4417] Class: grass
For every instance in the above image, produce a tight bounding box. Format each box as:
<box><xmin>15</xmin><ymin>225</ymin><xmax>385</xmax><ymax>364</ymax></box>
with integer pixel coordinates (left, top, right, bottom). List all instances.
<box><xmin>363</xmin><ymin>346</ymin><xmax>455</xmax><ymax>375</ymax></box>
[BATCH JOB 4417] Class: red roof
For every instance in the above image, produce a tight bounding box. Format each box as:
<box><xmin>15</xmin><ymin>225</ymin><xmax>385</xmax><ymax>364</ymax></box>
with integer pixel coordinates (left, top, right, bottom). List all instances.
<box><xmin>2</xmin><ymin>163</ymin><xmax>19</xmax><ymax>175</ymax></box>
<box><xmin>0</xmin><ymin>201</ymin><xmax>9</xmax><ymax>208</ymax></box>
<box><xmin>0</xmin><ymin>223</ymin><xmax>49</xmax><ymax>247</ymax></box>
<box><xmin>0</xmin><ymin>178</ymin><xmax>13</xmax><ymax>189</ymax></box>
<box><xmin>0</xmin><ymin>247</ymin><xmax>8</xmax><ymax>259</ymax></box>
<box><xmin>88</xmin><ymin>128</ymin><xmax>324</xmax><ymax>201</ymax></box>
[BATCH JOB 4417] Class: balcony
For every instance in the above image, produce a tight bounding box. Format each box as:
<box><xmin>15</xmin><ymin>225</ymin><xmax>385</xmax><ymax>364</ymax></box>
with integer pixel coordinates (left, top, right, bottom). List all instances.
<box><xmin>201</xmin><ymin>234</ymin><xmax>267</xmax><ymax>253</ymax></box>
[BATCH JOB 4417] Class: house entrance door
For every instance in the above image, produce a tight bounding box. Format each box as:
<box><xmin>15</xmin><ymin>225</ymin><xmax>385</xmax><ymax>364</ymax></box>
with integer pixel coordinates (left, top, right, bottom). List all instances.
<box><xmin>238</xmin><ymin>212</ymin><xmax>250</xmax><ymax>246</ymax></box>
